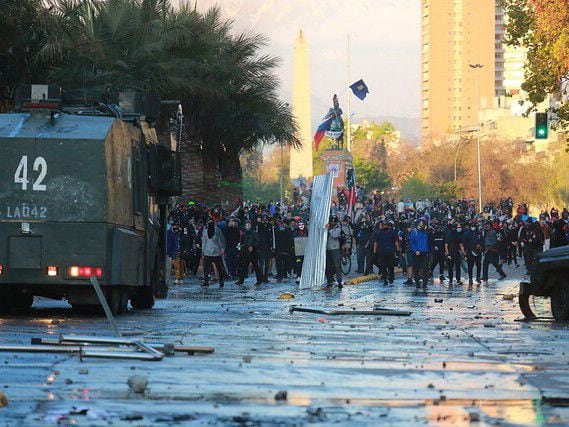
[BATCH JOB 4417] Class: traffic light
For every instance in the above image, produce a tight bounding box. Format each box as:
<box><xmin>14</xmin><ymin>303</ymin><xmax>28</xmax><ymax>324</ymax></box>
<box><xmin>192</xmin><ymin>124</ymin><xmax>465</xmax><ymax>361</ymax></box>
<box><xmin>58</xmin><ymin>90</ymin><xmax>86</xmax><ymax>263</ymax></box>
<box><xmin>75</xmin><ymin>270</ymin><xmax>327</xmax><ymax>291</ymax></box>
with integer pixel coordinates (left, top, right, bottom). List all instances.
<box><xmin>535</xmin><ymin>112</ymin><xmax>548</xmax><ymax>139</ymax></box>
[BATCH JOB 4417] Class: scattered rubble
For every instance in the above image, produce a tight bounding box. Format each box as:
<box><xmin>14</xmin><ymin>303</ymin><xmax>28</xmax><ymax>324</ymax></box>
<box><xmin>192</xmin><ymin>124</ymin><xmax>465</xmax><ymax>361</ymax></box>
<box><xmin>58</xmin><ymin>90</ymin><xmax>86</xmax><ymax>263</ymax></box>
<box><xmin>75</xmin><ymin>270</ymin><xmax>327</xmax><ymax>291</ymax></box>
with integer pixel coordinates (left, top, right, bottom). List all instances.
<box><xmin>127</xmin><ymin>375</ymin><xmax>148</xmax><ymax>394</ymax></box>
<box><xmin>0</xmin><ymin>392</ymin><xmax>7</xmax><ymax>408</ymax></box>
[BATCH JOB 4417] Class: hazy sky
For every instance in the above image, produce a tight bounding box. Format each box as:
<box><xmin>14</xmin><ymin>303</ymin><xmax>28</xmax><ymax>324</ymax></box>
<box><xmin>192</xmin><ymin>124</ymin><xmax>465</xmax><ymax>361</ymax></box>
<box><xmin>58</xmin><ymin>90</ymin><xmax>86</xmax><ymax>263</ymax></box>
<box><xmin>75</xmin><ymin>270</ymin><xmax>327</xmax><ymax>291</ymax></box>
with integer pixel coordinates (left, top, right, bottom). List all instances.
<box><xmin>193</xmin><ymin>0</ymin><xmax>421</xmax><ymax>121</ymax></box>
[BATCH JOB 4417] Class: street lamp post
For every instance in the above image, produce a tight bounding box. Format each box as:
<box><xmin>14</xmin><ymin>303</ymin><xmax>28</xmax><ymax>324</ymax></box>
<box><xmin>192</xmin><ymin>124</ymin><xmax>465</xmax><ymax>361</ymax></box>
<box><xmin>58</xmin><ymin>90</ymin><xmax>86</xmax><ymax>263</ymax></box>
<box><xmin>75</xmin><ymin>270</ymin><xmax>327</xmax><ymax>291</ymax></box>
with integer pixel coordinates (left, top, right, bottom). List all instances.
<box><xmin>469</xmin><ymin>63</ymin><xmax>483</xmax><ymax>213</ymax></box>
<box><xmin>454</xmin><ymin>139</ymin><xmax>462</xmax><ymax>182</ymax></box>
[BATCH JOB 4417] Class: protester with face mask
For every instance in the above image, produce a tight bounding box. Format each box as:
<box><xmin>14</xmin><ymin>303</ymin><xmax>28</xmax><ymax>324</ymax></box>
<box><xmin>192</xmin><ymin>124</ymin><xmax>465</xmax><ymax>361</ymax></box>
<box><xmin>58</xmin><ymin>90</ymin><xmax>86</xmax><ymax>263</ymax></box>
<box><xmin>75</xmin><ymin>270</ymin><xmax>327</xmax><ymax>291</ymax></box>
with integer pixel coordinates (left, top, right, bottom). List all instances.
<box><xmin>506</xmin><ymin>221</ymin><xmax>520</xmax><ymax>267</ymax></box>
<box><xmin>462</xmin><ymin>222</ymin><xmax>482</xmax><ymax>285</ymax></box>
<box><xmin>356</xmin><ymin>219</ymin><xmax>373</xmax><ymax>274</ymax></box>
<box><xmin>410</xmin><ymin>218</ymin><xmax>431</xmax><ymax>288</ymax></box>
<box><xmin>482</xmin><ymin>221</ymin><xmax>507</xmax><ymax>283</ymax></box>
<box><xmin>400</xmin><ymin>222</ymin><xmax>414</xmax><ymax>285</ymax></box>
<box><xmin>273</xmin><ymin>220</ymin><xmax>294</xmax><ymax>281</ymax></box>
<box><xmin>201</xmin><ymin>218</ymin><xmax>226</xmax><ymax>287</ymax></box>
<box><xmin>235</xmin><ymin>220</ymin><xmax>263</xmax><ymax>286</ymax></box>
<box><xmin>223</xmin><ymin>218</ymin><xmax>241</xmax><ymax>279</ymax></box>
<box><xmin>373</xmin><ymin>220</ymin><xmax>400</xmax><ymax>285</ymax></box>
<box><xmin>209</xmin><ymin>205</ymin><xmax>223</xmax><ymax>223</ymax></box>
<box><xmin>256</xmin><ymin>215</ymin><xmax>273</xmax><ymax>283</ymax></box>
<box><xmin>551</xmin><ymin>218</ymin><xmax>569</xmax><ymax>248</ymax></box>
<box><xmin>445</xmin><ymin>222</ymin><xmax>464</xmax><ymax>285</ymax></box>
<box><xmin>292</xmin><ymin>221</ymin><xmax>308</xmax><ymax>278</ymax></box>
<box><xmin>429</xmin><ymin>220</ymin><xmax>446</xmax><ymax>282</ymax></box>
<box><xmin>325</xmin><ymin>216</ymin><xmax>344</xmax><ymax>288</ymax></box>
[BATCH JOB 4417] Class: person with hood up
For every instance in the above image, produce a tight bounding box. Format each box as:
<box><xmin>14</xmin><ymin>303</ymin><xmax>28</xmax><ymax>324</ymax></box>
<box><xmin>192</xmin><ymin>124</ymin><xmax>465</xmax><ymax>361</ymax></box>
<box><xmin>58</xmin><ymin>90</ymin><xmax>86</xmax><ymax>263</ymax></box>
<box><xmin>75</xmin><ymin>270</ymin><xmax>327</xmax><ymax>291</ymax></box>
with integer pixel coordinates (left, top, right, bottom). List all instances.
<box><xmin>223</xmin><ymin>218</ymin><xmax>241</xmax><ymax>279</ymax></box>
<box><xmin>201</xmin><ymin>218</ymin><xmax>226</xmax><ymax>288</ymax></box>
<box><xmin>326</xmin><ymin>216</ymin><xmax>344</xmax><ymax>288</ymax></box>
<box><xmin>292</xmin><ymin>220</ymin><xmax>308</xmax><ymax>278</ymax></box>
<box><xmin>481</xmin><ymin>221</ymin><xmax>507</xmax><ymax>282</ymax></box>
<box><xmin>256</xmin><ymin>215</ymin><xmax>273</xmax><ymax>283</ymax></box>
<box><xmin>462</xmin><ymin>221</ymin><xmax>482</xmax><ymax>285</ymax></box>
<box><xmin>236</xmin><ymin>220</ymin><xmax>263</xmax><ymax>286</ymax></box>
<box><xmin>273</xmin><ymin>219</ymin><xmax>294</xmax><ymax>281</ymax></box>
<box><xmin>410</xmin><ymin>217</ymin><xmax>431</xmax><ymax>288</ymax></box>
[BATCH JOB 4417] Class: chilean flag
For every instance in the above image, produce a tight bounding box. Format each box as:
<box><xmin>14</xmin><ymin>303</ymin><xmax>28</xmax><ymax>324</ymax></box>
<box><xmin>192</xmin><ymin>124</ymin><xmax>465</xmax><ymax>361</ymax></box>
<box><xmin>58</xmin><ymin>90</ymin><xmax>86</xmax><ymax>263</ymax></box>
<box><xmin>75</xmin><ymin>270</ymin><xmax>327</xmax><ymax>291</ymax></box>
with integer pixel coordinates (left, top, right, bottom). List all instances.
<box><xmin>313</xmin><ymin>114</ymin><xmax>333</xmax><ymax>150</ymax></box>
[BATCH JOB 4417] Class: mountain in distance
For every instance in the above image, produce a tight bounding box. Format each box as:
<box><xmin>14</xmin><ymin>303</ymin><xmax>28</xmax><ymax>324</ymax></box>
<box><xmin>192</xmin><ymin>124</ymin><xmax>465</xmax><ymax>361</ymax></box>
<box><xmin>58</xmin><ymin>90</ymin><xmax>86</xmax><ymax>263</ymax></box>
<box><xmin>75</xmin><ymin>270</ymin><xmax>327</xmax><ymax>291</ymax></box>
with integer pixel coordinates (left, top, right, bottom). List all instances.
<box><xmin>360</xmin><ymin>116</ymin><xmax>421</xmax><ymax>145</ymax></box>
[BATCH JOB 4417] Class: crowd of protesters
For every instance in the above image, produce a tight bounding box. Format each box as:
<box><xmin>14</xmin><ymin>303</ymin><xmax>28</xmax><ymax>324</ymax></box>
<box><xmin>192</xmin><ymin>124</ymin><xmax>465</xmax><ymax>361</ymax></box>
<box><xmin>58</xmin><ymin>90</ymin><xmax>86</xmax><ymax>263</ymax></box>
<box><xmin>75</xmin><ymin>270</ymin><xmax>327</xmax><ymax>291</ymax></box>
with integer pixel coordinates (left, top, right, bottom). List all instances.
<box><xmin>166</xmin><ymin>193</ymin><xmax>569</xmax><ymax>288</ymax></box>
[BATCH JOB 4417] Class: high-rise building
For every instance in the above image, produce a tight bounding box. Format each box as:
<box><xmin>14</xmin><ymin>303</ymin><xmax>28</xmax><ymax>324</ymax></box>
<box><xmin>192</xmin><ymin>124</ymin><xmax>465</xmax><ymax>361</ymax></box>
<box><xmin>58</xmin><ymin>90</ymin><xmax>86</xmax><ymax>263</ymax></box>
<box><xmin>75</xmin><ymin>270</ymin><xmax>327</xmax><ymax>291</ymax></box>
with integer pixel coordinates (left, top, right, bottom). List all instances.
<box><xmin>421</xmin><ymin>0</ymin><xmax>496</xmax><ymax>145</ymax></box>
<box><xmin>495</xmin><ymin>5</ymin><xmax>527</xmax><ymax>96</ymax></box>
<box><xmin>289</xmin><ymin>30</ymin><xmax>313</xmax><ymax>180</ymax></box>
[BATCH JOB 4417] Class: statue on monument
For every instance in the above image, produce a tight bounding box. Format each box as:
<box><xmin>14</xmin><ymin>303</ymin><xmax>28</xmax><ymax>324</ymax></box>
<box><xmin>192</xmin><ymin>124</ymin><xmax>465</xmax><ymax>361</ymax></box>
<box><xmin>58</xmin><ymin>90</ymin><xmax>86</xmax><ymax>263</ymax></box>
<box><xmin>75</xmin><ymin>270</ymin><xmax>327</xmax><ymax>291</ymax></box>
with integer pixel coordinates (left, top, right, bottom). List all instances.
<box><xmin>325</xmin><ymin>94</ymin><xmax>344</xmax><ymax>150</ymax></box>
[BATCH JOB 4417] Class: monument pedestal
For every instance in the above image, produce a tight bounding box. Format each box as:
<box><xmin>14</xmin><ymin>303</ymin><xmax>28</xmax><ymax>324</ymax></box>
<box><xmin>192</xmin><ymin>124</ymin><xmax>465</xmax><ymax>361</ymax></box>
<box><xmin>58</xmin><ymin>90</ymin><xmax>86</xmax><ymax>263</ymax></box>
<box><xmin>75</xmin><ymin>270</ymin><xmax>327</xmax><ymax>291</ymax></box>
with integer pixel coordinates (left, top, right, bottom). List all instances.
<box><xmin>321</xmin><ymin>149</ymin><xmax>353</xmax><ymax>189</ymax></box>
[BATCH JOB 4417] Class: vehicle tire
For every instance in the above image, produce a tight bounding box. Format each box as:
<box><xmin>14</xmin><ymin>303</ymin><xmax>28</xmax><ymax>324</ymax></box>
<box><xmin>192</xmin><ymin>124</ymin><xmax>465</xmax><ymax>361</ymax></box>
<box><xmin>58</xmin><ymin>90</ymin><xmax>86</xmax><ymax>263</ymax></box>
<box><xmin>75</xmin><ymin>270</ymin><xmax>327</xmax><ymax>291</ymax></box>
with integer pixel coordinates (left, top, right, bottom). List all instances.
<box><xmin>10</xmin><ymin>291</ymin><xmax>33</xmax><ymax>314</ymax></box>
<box><xmin>518</xmin><ymin>293</ymin><xmax>536</xmax><ymax>319</ymax></box>
<box><xmin>550</xmin><ymin>278</ymin><xmax>569</xmax><ymax>321</ymax></box>
<box><xmin>0</xmin><ymin>290</ymin><xmax>10</xmax><ymax>314</ymax></box>
<box><xmin>105</xmin><ymin>288</ymin><xmax>121</xmax><ymax>316</ymax></box>
<box><xmin>131</xmin><ymin>286</ymin><xmax>154</xmax><ymax>310</ymax></box>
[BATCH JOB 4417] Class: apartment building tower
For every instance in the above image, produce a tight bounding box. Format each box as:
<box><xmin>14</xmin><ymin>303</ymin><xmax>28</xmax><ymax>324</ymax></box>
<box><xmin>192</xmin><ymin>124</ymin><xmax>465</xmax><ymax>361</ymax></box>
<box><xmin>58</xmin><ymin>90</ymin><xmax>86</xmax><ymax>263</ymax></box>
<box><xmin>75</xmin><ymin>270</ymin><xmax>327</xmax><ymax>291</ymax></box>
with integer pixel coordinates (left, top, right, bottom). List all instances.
<box><xmin>421</xmin><ymin>0</ymin><xmax>496</xmax><ymax>145</ymax></box>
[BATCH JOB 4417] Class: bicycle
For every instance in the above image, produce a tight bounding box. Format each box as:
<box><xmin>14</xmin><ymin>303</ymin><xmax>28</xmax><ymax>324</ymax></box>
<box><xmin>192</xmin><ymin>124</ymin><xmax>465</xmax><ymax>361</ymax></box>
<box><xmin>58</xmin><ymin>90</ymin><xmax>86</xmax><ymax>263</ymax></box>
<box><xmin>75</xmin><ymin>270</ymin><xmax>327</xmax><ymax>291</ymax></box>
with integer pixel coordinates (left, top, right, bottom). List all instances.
<box><xmin>341</xmin><ymin>242</ymin><xmax>353</xmax><ymax>275</ymax></box>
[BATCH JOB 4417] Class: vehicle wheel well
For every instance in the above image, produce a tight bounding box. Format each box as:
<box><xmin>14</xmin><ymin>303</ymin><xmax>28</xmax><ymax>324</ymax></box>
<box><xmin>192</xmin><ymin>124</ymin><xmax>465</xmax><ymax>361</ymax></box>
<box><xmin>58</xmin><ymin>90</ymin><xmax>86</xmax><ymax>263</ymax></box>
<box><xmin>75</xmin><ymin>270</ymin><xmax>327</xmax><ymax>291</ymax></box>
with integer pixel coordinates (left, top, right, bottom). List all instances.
<box><xmin>544</xmin><ymin>270</ymin><xmax>569</xmax><ymax>296</ymax></box>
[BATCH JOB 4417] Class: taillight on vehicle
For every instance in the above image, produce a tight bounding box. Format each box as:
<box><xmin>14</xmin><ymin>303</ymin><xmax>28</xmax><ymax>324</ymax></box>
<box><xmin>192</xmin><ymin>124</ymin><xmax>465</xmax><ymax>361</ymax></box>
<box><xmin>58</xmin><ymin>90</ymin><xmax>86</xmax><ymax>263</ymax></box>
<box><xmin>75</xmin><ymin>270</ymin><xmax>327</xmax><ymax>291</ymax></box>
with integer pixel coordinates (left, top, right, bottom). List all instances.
<box><xmin>68</xmin><ymin>266</ymin><xmax>103</xmax><ymax>278</ymax></box>
<box><xmin>47</xmin><ymin>266</ymin><xmax>58</xmax><ymax>277</ymax></box>
<box><xmin>0</xmin><ymin>265</ymin><xmax>3</xmax><ymax>276</ymax></box>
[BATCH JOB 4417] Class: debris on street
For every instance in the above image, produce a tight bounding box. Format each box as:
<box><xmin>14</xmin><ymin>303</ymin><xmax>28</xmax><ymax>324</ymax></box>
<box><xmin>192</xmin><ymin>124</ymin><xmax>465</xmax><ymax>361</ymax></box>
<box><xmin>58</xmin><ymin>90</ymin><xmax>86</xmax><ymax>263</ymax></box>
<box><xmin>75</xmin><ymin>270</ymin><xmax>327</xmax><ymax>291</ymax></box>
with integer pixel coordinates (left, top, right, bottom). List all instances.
<box><xmin>290</xmin><ymin>305</ymin><xmax>412</xmax><ymax>316</ymax></box>
<box><xmin>127</xmin><ymin>375</ymin><xmax>148</xmax><ymax>394</ymax></box>
<box><xmin>0</xmin><ymin>392</ymin><xmax>7</xmax><ymax>408</ymax></box>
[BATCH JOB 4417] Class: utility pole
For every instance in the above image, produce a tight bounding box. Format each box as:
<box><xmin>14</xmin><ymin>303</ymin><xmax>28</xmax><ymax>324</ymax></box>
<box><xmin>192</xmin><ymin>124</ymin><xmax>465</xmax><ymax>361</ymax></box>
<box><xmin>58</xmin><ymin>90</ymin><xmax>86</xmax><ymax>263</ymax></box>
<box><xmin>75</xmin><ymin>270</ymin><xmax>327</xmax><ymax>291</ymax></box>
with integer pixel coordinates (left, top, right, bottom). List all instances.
<box><xmin>470</xmin><ymin>63</ymin><xmax>483</xmax><ymax>213</ymax></box>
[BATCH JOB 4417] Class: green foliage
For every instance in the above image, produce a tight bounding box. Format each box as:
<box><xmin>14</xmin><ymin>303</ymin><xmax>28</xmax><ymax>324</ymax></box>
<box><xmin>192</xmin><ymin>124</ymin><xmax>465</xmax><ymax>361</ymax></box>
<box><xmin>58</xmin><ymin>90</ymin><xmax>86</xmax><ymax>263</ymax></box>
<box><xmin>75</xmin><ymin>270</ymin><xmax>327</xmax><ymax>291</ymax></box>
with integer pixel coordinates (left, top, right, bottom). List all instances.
<box><xmin>400</xmin><ymin>175</ymin><xmax>461</xmax><ymax>201</ymax></box>
<box><xmin>0</xmin><ymin>0</ymin><xmax>51</xmax><ymax>110</ymax></box>
<box><xmin>501</xmin><ymin>0</ymin><xmax>569</xmax><ymax>131</ymax></box>
<box><xmin>352</xmin><ymin>121</ymin><xmax>395</xmax><ymax>141</ymax></box>
<box><xmin>240</xmin><ymin>147</ymin><xmax>283</xmax><ymax>203</ymax></box>
<box><xmin>242</xmin><ymin>176</ymin><xmax>280</xmax><ymax>203</ymax></box>
<box><xmin>400</xmin><ymin>176</ymin><xmax>435</xmax><ymax>200</ymax></box>
<box><xmin>352</xmin><ymin>158</ymin><xmax>391</xmax><ymax>192</ymax></box>
<box><xmin>0</xmin><ymin>0</ymin><xmax>298</xmax><ymax>192</ymax></box>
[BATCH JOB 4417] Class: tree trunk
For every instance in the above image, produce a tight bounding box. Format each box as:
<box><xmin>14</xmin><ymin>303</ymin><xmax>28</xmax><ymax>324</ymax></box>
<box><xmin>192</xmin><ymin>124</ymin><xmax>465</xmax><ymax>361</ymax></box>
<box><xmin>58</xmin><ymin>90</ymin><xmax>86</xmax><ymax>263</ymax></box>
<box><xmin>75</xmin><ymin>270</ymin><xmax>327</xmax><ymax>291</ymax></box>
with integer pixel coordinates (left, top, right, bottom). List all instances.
<box><xmin>179</xmin><ymin>137</ymin><xmax>206</xmax><ymax>203</ymax></box>
<box><xmin>219</xmin><ymin>147</ymin><xmax>243</xmax><ymax>205</ymax></box>
<box><xmin>200</xmin><ymin>142</ymin><xmax>223</xmax><ymax>204</ymax></box>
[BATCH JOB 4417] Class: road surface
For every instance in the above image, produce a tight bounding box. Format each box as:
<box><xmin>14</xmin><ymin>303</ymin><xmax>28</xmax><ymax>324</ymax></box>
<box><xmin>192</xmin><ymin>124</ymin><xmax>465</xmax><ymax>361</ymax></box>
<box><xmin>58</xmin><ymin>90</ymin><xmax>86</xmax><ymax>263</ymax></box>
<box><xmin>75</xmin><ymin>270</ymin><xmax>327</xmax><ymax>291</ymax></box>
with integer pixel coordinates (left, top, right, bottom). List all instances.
<box><xmin>1</xmin><ymin>266</ymin><xmax>569</xmax><ymax>426</ymax></box>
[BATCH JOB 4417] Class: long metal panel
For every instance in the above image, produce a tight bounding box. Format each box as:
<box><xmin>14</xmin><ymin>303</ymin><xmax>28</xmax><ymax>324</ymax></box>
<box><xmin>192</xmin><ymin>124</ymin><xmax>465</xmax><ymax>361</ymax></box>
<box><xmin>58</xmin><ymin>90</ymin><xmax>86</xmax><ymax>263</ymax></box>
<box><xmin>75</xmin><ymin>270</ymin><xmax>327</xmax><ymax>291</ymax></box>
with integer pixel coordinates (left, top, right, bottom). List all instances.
<box><xmin>299</xmin><ymin>173</ymin><xmax>333</xmax><ymax>289</ymax></box>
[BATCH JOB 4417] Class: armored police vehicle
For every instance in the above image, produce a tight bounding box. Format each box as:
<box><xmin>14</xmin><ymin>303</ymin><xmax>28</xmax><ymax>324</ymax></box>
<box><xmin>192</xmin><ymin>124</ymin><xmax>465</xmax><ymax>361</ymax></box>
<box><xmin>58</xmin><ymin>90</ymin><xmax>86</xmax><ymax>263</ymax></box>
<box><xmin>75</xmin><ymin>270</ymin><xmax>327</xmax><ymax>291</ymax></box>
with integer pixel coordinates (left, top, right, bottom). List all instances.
<box><xmin>519</xmin><ymin>245</ymin><xmax>569</xmax><ymax>321</ymax></box>
<box><xmin>0</xmin><ymin>85</ymin><xmax>181</xmax><ymax>314</ymax></box>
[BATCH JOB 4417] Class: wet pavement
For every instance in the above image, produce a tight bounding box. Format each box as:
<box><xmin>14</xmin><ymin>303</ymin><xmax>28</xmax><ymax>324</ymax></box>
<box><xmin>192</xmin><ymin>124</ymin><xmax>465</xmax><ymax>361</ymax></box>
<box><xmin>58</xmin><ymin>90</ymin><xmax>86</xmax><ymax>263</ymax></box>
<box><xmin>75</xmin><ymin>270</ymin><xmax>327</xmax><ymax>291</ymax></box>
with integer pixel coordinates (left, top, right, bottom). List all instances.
<box><xmin>1</xmin><ymin>265</ymin><xmax>569</xmax><ymax>426</ymax></box>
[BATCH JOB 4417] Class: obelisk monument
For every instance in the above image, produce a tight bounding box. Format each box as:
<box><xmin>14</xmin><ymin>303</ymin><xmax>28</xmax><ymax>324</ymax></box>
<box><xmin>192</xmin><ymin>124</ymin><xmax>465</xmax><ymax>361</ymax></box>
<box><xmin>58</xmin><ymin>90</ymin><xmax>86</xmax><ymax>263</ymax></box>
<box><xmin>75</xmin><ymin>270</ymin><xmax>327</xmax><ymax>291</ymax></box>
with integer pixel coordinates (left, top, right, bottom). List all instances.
<box><xmin>289</xmin><ymin>30</ymin><xmax>313</xmax><ymax>180</ymax></box>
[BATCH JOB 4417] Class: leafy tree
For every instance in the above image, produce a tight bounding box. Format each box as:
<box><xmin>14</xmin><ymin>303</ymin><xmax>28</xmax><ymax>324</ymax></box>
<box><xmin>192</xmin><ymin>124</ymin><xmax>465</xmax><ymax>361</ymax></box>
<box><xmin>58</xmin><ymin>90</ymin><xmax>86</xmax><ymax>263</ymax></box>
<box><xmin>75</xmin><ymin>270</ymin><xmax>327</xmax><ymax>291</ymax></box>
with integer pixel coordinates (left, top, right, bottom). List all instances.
<box><xmin>1</xmin><ymin>0</ymin><xmax>297</xmax><ymax>202</ymax></box>
<box><xmin>400</xmin><ymin>176</ymin><xmax>437</xmax><ymax>200</ymax></box>
<box><xmin>352</xmin><ymin>158</ymin><xmax>391</xmax><ymax>193</ymax></box>
<box><xmin>501</xmin><ymin>0</ymin><xmax>569</xmax><ymax>130</ymax></box>
<box><xmin>0</xmin><ymin>0</ymin><xmax>51</xmax><ymax>111</ymax></box>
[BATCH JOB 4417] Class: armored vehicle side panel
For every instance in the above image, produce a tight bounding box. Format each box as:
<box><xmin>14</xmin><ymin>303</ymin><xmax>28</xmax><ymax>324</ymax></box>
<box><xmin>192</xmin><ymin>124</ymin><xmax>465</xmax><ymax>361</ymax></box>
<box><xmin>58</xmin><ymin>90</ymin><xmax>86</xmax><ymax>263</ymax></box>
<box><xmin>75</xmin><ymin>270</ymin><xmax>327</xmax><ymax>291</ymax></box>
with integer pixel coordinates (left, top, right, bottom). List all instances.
<box><xmin>0</xmin><ymin>112</ymin><xmax>158</xmax><ymax>313</ymax></box>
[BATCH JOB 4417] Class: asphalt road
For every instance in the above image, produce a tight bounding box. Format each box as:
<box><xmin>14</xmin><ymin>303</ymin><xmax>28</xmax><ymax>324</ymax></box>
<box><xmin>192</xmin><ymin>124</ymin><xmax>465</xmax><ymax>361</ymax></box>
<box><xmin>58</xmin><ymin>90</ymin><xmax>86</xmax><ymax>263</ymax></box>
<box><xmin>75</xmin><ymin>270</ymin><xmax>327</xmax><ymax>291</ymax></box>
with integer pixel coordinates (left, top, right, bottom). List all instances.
<box><xmin>1</xmin><ymin>264</ymin><xmax>569</xmax><ymax>426</ymax></box>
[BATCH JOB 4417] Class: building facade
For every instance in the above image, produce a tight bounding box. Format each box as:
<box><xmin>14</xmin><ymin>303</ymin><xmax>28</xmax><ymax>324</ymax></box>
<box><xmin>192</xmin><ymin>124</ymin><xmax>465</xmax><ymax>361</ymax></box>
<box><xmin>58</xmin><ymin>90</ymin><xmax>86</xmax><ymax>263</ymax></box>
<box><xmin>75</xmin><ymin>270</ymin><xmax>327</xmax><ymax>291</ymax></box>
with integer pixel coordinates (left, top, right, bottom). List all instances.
<box><xmin>495</xmin><ymin>5</ymin><xmax>528</xmax><ymax>97</ymax></box>
<box><xmin>421</xmin><ymin>0</ymin><xmax>496</xmax><ymax>145</ymax></box>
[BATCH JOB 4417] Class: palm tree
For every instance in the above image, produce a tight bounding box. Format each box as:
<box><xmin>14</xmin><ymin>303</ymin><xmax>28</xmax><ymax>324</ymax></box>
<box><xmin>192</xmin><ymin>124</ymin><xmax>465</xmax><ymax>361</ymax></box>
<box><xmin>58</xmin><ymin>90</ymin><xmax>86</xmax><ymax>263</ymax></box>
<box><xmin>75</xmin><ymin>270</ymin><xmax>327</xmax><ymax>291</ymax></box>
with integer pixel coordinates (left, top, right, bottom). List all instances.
<box><xmin>30</xmin><ymin>0</ymin><xmax>298</xmax><ymax>203</ymax></box>
<box><xmin>0</xmin><ymin>0</ymin><xmax>52</xmax><ymax>111</ymax></box>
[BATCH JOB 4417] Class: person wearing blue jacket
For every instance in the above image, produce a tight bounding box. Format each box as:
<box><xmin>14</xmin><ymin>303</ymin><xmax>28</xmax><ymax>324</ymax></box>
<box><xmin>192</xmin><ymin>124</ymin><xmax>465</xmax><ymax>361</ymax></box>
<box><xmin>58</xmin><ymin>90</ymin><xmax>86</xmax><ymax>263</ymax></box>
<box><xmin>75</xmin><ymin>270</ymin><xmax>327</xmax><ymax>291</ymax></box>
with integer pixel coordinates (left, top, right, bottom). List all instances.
<box><xmin>409</xmin><ymin>218</ymin><xmax>431</xmax><ymax>288</ymax></box>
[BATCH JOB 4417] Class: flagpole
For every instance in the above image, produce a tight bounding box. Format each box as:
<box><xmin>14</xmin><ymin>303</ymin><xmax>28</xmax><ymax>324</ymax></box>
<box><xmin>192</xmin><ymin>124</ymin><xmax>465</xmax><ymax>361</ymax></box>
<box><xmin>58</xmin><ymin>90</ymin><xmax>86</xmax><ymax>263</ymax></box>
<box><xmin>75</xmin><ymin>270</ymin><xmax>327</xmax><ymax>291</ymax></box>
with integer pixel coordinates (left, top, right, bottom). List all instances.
<box><xmin>346</xmin><ymin>34</ymin><xmax>351</xmax><ymax>152</ymax></box>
